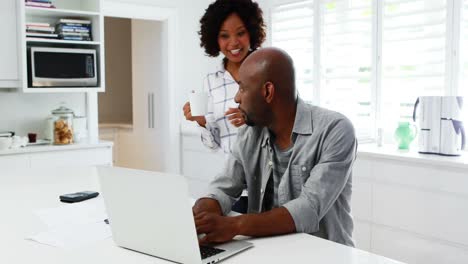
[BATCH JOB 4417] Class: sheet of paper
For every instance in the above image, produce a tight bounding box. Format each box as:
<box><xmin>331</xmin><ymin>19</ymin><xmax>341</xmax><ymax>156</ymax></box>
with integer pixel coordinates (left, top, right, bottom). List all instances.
<box><xmin>34</xmin><ymin>196</ymin><xmax>108</xmax><ymax>228</ymax></box>
<box><xmin>26</xmin><ymin>221</ymin><xmax>112</xmax><ymax>249</ymax></box>
<box><xmin>27</xmin><ymin>197</ymin><xmax>111</xmax><ymax>249</ymax></box>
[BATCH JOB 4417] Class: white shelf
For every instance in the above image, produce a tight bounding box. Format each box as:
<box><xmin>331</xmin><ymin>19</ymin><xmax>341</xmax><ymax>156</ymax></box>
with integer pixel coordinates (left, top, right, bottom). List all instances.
<box><xmin>25</xmin><ymin>6</ymin><xmax>99</xmax><ymax>18</ymax></box>
<box><xmin>21</xmin><ymin>87</ymin><xmax>103</xmax><ymax>93</ymax></box>
<box><xmin>26</xmin><ymin>38</ymin><xmax>101</xmax><ymax>45</ymax></box>
<box><xmin>17</xmin><ymin>0</ymin><xmax>105</xmax><ymax>93</ymax></box>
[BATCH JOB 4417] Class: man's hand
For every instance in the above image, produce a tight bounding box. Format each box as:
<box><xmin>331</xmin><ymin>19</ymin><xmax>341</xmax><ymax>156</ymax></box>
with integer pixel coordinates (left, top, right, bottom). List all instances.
<box><xmin>195</xmin><ymin>212</ymin><xmax>240</xmax><ymax>244</ymax></box>
<box><xmin>193</xmin><ymin>199</ymin><xmax>296</xmax><ymax>245</ymax></box>
<box><xmin>192</xmin><ymin>198</ymin><xmax>222</xmax><ymax>216</ymax></box>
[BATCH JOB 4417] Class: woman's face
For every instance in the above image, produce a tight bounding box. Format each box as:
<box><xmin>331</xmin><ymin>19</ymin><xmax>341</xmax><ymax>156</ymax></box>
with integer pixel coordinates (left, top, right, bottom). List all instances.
<box><xmin>218</xmin><ymin>13</ymin><xmax>251</xmax><ymax>64</ymax></box>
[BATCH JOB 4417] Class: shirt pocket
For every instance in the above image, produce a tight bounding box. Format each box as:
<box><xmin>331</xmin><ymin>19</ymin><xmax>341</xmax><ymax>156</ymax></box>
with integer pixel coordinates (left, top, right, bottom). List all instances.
<box><xmin>290</xmin><ymin>164</ymin><xmax>311</xmax><ymax>198</ymax></box>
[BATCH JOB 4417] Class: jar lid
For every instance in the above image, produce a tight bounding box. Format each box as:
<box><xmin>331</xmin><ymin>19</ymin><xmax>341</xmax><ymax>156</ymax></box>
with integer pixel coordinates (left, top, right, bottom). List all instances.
<box><xmin>52</xmin><ymin>106</ymin><xmax>74</xmax><ymax>115</ymax></box>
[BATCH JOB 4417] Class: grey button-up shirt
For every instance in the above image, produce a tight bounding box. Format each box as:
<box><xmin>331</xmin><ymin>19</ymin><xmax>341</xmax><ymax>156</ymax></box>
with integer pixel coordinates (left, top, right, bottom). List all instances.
<box><xmin>205</xmin><ymin>98</ymin><xmax>357</xmax><ymax>246</ymax></box>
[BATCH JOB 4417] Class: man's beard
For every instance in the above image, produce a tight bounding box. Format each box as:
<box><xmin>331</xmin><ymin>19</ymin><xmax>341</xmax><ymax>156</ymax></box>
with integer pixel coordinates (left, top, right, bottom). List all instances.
<box><xmin>241</xmin><ymin>110</ymin><xmax>256</xmax><ymax>126</ymax></box>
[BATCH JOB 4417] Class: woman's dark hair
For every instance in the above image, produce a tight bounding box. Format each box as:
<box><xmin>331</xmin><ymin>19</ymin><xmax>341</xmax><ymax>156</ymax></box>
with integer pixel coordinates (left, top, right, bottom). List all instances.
<box><xmin>199</xmin><ymin>0</ymin><xmax>266</xmax><ymax>57</ymax></box>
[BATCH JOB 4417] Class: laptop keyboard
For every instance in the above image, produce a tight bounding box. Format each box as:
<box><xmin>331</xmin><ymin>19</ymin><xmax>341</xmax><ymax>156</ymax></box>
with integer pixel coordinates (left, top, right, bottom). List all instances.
<box><xmin>200</xmin><ymin>246</ymin><xmax>225</xmax><ymax>259</ymax></box>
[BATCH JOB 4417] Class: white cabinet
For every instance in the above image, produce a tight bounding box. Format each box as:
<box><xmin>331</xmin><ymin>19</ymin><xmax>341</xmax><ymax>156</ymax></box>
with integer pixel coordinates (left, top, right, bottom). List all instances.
<box><xmin>0</xmin><ymin>0</ymin><xmax>19</xmax><ymax>88</ymax></box>
<box><xmin>0</xmin><ymin>155</ymin><xmax>29</xmax><ymax>169</ymax></box>
<box><xmin>117</xmin><ymin>19</ymin><xmax>168</xmax><ymax>172</ymax></box>
<box><xmin>29</xmin><ymin>147</ymin><xmax>112</xmax><ymax>168</ymax></box>
<box><xmin>0</xmin><ymin>142</ymin><xmax>112</xmax><ymax>169</ymax></box>
<box><xmin>352</xmin><ymin>150</ymin><xmax>468</xmax><ymax>264</ymax></box>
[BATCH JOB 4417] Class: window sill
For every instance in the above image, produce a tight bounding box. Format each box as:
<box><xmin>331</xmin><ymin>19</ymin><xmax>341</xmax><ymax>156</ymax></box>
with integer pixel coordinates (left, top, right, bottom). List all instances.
<box><xmin>358</xmin><ymin>144</ymin><xmax>468</xmax><ymax>170</ymax></box>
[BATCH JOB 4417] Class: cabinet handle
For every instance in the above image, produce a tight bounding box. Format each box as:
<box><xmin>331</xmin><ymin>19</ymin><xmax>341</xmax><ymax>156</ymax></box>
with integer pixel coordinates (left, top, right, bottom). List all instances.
<box><xmin>148</xmin><ymin>93</ymin><xmax>155</xmax><ymax>129</ymax></box>
<box><xmin>148</xmin><ymin>93</ymin><xmax>152</xmax><ymax>129</ymax></box>
<box><xmin>151</xmin><ymin>93</ymin><xmax>155</xmax><ymax>128</ymax></box>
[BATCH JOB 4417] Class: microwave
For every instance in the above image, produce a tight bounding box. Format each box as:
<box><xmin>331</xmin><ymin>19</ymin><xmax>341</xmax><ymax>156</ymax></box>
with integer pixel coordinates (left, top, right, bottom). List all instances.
<box><xmin>28</xmin><ymin>47</ymin><xmax>98</xmax><ymax>87</ymax></box>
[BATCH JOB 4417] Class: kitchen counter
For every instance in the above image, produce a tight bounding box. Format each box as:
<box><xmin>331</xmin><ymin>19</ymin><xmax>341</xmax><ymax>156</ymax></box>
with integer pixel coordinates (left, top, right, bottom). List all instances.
<box><xmin>0</xmin><ymin>140</ymin><xmax>113</xmax><ymax>156</ymax></box>
<box><xmin>0</xmin><ymin>165</ymin><xmax>404</xmax><ymax>264</ymax></box>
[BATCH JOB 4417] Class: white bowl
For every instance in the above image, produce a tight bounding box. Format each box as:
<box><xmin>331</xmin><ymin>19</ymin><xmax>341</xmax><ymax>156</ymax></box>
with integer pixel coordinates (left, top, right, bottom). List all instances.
<box><xmin>0</xmin><ymin>137</ymin><xmax>12</xmax><ymax>150</ymax></box>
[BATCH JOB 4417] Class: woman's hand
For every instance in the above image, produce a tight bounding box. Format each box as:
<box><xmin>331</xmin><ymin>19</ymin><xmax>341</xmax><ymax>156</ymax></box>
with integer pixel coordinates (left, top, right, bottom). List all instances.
<box><xmin>225</xmin><ymin>108</ymin><xmax>245</xmax><ymax>127</ymax></box>
<box><xmin>183</xmin><ymin>102</ymin><xmax>207</xmax><ymax>127</ymax></box>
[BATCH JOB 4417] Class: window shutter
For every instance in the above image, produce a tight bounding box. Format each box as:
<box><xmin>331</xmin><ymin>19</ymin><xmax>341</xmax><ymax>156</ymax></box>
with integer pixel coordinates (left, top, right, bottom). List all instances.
<box><xmin>460</xmin><ymin>0</ymin><xmax>468</xmax><ymax>98</ymax></box>
<box><xmin>460</xmin><ymin>0</ymin><xmax>468</xmax><ymax>124</ymax></box>
<box><xmin>271</xmin><ymin>1</ymin><xmax>315</xmax><ymax>103</ymax></box>
<box><xmin>381</xmin><ymin>0</ymin><xmax>447</xmax><ymax>128</ymax></box>
<box><xmin>320</xmin><ymin>0</ymin><xmax>374</xmax><ymax>139</ymax></box>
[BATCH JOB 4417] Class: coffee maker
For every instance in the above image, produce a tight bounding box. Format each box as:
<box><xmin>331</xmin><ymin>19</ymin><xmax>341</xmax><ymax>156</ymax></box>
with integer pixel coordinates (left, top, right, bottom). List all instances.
<box><xmin>413</xmin><ymin>96</ymin><xmax>465</xmax><ymax>156</ymax></box>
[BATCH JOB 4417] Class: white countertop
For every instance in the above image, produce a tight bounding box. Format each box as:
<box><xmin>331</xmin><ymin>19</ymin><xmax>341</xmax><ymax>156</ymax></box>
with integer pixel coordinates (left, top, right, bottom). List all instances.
<box><xmin>0</xmin><ymin>140</ymin><xmax>113</xmax><ymax>156</ymax></box>
<box><xmin>358</xmin><ymin>144</ymin><xmax>468</xmax><ymax>169</ymax></box>
<box><xmin>0</xmin><ymin>166</ymin><xmax>404</xmax><ymax>264</ymax></box>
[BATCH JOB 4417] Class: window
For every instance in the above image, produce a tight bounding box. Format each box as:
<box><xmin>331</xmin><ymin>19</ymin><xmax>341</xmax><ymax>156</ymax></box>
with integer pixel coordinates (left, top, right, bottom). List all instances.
<box><xmin>320</xmin><ymin>0</ymin><xmax>373</xmax><ymax>139</ymax></box>
<box><xmin>460</xmin><ymin>0</ymin><xmax>468</xmax><ymax>124</ymax></box>
<box><xmin>271</xmin><ymin>1</ymin><xmax>315</xmax><ymax>103</ymax></box>
<box><xmin>270</xmin><ymin>0</ymin><xmax>464</xmax><ymax>142</ymax></box>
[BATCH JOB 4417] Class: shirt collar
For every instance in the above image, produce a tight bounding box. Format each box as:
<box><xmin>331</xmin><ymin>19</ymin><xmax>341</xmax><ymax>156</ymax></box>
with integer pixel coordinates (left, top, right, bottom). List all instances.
<box><xmin>260</xmin><ymin>98</ymin><xmax>313</xmax><ymax>147</ymax></box>
<box><xmin>292</xmin><ymin>98</ymin><xmax>313</xmax><ymax>135</ymax></box>
<box><xmin>216</xmin><ymin>61</ymin><xmax>235</xmax><ymax>82</ymax></box>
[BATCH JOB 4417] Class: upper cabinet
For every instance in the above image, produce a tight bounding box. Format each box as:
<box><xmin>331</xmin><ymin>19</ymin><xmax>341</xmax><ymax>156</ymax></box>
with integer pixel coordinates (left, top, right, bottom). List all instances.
<box><xmin>0</xmin><ymin>0</ymin><xmax>19</xmax><ymax>88</ymax></box>
<box><xmin>16</xmin><ymin>0</ymin><xmax>105</xmax><ymax>93</ymax></box>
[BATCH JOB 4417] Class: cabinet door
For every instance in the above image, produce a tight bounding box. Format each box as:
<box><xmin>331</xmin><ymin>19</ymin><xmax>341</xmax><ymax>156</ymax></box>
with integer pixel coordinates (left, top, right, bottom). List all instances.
<box><xmin>128</xmin><ymin>19</ymin><xmax>166</xmax><ymax>172</ymax></box>
<box><xmin>29</xmin><ymin>148</ymin><xmax>113</xmax><ymax>169</ymax></box>
<box><xmin>0</xmin><ymin>0</ymin><xmax>18</xmax><ymax>83</ymax></box>
<box><xmin>0</xmin><ymin>155</ymin><xmax>30</xmax><ymax>169</ymax></box>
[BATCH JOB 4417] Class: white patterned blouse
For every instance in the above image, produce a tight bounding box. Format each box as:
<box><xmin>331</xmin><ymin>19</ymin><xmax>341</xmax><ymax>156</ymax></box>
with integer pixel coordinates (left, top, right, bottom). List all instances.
<box><xmin>199</xmin><ymin>63</ymin><xmax>241</xmax><ymax>154</ymax></box>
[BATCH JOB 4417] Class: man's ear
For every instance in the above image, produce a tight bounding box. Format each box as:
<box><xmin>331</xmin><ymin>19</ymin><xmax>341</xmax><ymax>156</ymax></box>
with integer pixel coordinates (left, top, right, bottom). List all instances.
<box><xmin>264</xmin><ymin>81</ymin><xmax>274</xmax><ymax>103</ymax></box>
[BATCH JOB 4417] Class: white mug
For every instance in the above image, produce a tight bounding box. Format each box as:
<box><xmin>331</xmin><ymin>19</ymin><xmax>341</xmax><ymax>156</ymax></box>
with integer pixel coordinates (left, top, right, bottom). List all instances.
<box><xmin>0</xmin><ymin>137</ymin><xmax>12</xmax><ymax>150</ymax></box>
<box><xmin>189</xmin><ymin>91</ymin><xmax>208</xmax><ymax>117</ymax></box>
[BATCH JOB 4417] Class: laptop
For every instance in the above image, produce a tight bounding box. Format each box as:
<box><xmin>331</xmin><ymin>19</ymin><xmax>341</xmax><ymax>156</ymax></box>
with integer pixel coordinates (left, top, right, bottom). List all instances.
<box><xmin>97</xmin><ymin>166</ymin><xmax>253</xmax><ymax>264</ymax></box>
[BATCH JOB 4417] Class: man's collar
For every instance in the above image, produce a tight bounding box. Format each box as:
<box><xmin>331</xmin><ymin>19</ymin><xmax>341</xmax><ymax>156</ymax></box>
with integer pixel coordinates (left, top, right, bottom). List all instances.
<box><xmin>292</xmin><ymin>98</ymin><xmax>313</xmax><ymax>135</ymax></box>
<box><xmin>261</xmin><ymin>131</ymin><xmax>270</xmax><ymax>148</ymax></box>
<box><xmin>260</xmin><ymin>98</ymin><xmax>313</xmax><ymax>147</ymax></box>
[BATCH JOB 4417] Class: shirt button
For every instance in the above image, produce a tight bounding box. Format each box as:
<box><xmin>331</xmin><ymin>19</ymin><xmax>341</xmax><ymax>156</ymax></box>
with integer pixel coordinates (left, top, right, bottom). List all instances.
<box><xmin>302</xmin><ymin>166</ymin><xmax>306</xmax><ymax>172</ymax></box>
<box><xmin>261</xmin><ymin>188</ymin><xmax>264</xmax><ymax>193</ymax></box>
<box><xmin>268</xmin><ymin>161</ymin><xmax>273</xmax><ymax>166</ymax></box>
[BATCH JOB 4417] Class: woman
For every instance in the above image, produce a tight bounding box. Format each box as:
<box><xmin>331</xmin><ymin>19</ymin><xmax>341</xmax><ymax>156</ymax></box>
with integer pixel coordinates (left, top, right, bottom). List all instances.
<box><xmin>183</xmin><ymin>0</ymin><xmax>266</xmax><ymax>154</ymax></box>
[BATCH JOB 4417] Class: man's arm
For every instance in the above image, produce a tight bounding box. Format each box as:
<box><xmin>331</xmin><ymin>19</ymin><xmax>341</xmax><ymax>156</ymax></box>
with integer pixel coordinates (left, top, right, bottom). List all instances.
<box><xmin>237</xmin><ymin>207</ymin><xmax>296</xmax><ymax>236</ymax></box>
<box><xmin>195</xmin><ymin>207</ymin><xmax>295</xmax><ymax>244</ymax></box>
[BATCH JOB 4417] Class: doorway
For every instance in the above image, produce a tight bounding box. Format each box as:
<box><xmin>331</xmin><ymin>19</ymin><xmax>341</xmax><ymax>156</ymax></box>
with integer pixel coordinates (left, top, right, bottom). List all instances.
<box><xmin>98</xmin><ymin>3</ymin><xmax>179</xmax><ymax>173</ymax></box>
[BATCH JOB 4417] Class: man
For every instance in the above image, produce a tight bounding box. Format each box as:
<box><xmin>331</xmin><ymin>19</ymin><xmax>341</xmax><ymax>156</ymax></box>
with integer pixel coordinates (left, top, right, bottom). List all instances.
<box><xmin>193</xmin><ymin>47</ymin><xmax>357</xmax><ymax>247</ymax></box>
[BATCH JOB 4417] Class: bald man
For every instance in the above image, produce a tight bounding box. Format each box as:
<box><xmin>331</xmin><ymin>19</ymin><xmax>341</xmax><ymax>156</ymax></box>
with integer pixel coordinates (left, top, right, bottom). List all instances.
<box><xmin>193</xmin><ymin>47</ymin><xmax>357</xmax><ymax>247</ymax></box>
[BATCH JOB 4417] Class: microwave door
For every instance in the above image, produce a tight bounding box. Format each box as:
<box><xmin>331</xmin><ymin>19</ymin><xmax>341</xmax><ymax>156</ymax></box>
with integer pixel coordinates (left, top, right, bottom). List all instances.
<box><xmin>30</xmin><ymin>47</ymin><xmax>97</xmax><ymax>87</ymax></box>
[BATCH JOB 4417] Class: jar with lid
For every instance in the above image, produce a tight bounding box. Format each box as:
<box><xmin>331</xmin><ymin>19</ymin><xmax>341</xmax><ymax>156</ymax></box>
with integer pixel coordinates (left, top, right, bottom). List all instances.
<box><xmin>51</xmin><ymin>105</ymin><xmax>75</xmax><ymax>145</ymax></box>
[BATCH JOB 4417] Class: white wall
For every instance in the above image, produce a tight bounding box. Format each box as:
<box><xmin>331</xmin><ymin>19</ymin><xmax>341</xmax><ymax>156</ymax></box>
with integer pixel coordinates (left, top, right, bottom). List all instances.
<box><xmin>0</xmin><ymin>92</ymin><xmax>86</xmax><ymax>139</ymax></box>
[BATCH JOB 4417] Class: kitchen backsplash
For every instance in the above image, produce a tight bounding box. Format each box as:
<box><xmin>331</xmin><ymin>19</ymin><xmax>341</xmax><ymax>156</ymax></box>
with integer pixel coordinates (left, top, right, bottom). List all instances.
<box><xmin>0</xmin><ymin>91</ymin><xmax>86</xmax><ymax>139</ymax></box>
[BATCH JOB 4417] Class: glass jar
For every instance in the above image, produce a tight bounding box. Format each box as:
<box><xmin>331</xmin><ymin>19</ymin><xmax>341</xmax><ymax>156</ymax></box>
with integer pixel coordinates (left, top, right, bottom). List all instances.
<box><xmin>51</xmin><ymin>105</ymin><xmax>75</xmax><ymax>145</ymax></box>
